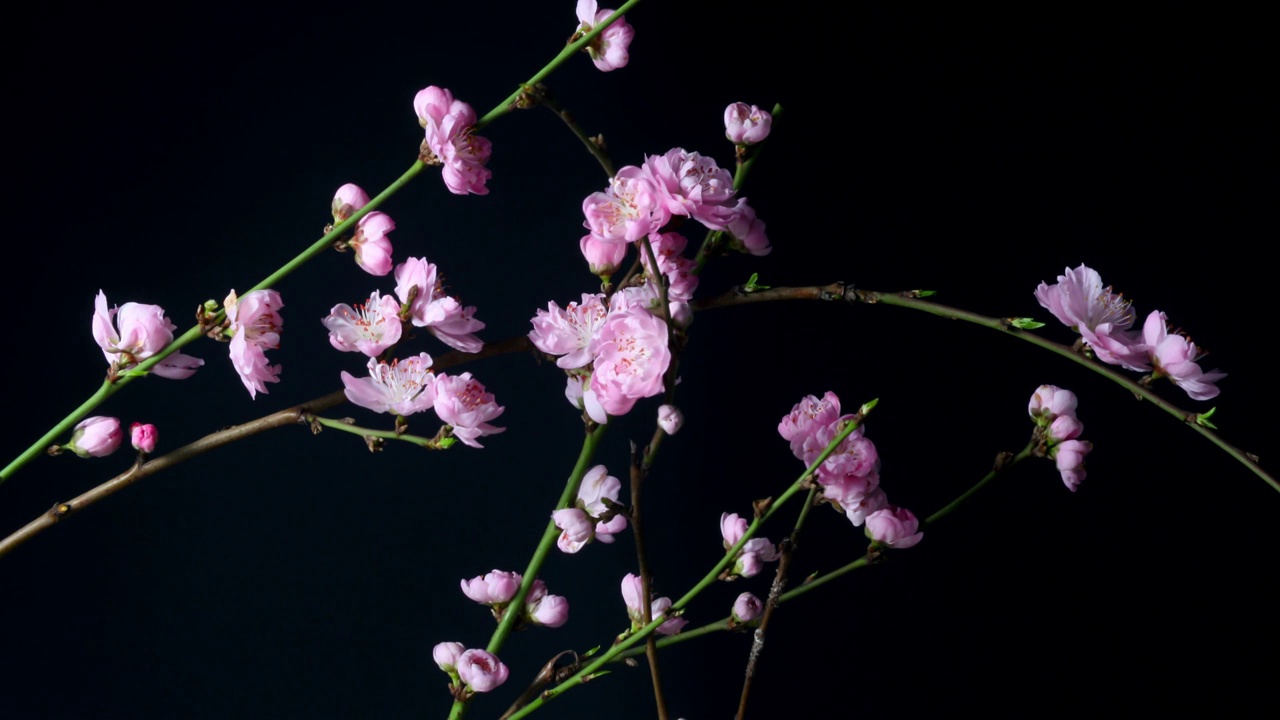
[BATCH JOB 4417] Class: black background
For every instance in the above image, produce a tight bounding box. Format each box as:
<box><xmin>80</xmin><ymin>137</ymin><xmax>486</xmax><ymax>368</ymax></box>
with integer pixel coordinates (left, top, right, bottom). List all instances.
<box><xmin>3</xmin><ymin>2</ymin><xmax>1276</xmax><ymax>718</ymax></box>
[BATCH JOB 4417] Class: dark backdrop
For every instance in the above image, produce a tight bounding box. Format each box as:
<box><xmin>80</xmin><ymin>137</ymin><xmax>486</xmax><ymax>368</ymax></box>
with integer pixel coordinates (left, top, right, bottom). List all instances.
<box><xmin>3</xmin><ymin>2</ymin><xmax>1276</xmax><ymax>718</ymax></box>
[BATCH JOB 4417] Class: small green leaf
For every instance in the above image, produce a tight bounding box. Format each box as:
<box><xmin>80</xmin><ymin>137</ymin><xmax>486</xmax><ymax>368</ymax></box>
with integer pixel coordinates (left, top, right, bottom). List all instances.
<box><xmin>1010</xmin><ymin>317</ymin><xmax>1047</xmax><ymax>330</ymax></box>
<box><xmin>916</xmin><ymin>290</ymin><xmax>936</xmax><ymax>297</ymax></box>
<box><xmin>1195</xmin><ymin>407</ymin><xmax>1219</xmax><ymax>429</ymax></box>
<box><xmin>438</xmin><ymin>436</ymin><xmax>458</xmax><ymax>449</ymax></box>
<box><xmin>743</xmin><ymin>273</ymin><xmax>770</xmax><ymax>292</ymax></box>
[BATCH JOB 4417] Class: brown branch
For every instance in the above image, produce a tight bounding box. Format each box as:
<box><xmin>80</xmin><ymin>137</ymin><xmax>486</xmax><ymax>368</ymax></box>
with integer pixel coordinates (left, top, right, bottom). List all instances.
<box><xmin>0</xmin><ymin>337</ymin><xmax>535</xmax><ymax>559</ymax></box>
<box><xmin>630</xmin><ymin>433</ymin><xmax>669</xmax><ymax>720</ymax></box>
<box><xmin>735</xmin><ymin>486</ymin><xmax>817</xmax><ymax>720</ymax></box>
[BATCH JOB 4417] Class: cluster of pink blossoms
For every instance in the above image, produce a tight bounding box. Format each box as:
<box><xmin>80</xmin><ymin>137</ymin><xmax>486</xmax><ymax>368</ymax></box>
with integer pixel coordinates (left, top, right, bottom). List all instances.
<box><xmin>720</xmin><ymin>513</ymin><xmax>780</xmax><ymax>579</ymax></box>
<box><xmin>1029</xmin><ymin>385</ymin><xmax>1093</xmax><ymax>492</ymax></box>
<box><xmin>414</xmin><ymin>87</ymin><xmax>492</xmax><ymax>196</ymax></box>
<box><xmin>529</xmin><ymin>290</ymin><xmax>671</xmax><ymax>423</ymax></box>
<box><xmin>1036</xmin><ymin>264</ymin><xmax>1226</xmax><ymax>400</ymax></box>
<box><xmin>460</xmin><ymin>570</ymin><xmax>569</xmax><ymax>628</ymax></box>
<box><xmin>778</xmin><ymin>392</ymin><xmax>923</xmax><ymax>548</ymax></box>
<box><xmin>573</xmin><ymin>1</ymin><xmax>634</xmax><ymax>72</ymax></box>
<box><xmin>432</xmin><ymin>643</ymin><xmax>509</xmax><ymax>695</ymax></box>
<box><xmin>621</xmin><ymin>573</ymin><xmax>686</xmax><ymax>635</ymax></box>
<box><xmin>581</xmin><ymin>146</ymin><xmax>770</xmax><ymax>264</ymax></box>
<box><xmin>331</xmin><ymin>183</ymin><xmax>397</xmax><ymax>277</ymax></box>
<box><xmin>552</xmin><ymin>464</ymin><xmax>629</xmax><ymax>553</ymax></box>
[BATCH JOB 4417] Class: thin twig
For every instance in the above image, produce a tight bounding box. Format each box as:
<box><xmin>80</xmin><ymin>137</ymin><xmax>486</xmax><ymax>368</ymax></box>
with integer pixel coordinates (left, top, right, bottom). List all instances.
<box><xmin>630</xmin><ymin>433</ymin><xmax>669</xmax><ymax>720</ymax></box>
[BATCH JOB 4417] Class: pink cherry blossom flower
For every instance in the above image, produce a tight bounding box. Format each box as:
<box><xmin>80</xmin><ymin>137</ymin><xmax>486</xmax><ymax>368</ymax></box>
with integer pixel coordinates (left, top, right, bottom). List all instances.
<box><xmin>732</xmin><ymin>538</ymin><xmax>780</xmax><ymax>578</ymax></box>
<box><xmin>809</xmin><ymin>418</ymin><xmax>880</xmax><ymax>481</ymax></box>
<box><xmin>779</xmin><ymin>392</ymin><xmax>842</xmax><ymax>459</ymax></box>
<box><xmin>724</xmin><ymin>103</ymin><xmax>773</xmax><ymax>145</ymax></box>
<box><xmin>552</xmin><ymin>508</ymin><xmax>595</xmax><ymax>553</ymax></box>
<box><xmin>641</xmin><ymin>148</ymin><xmax>738</xmax><ymax>230</ymax></box>
<box><xmin>341</xmin><ymin>353</ymin><xmax>437</xmax><ymax>416</ymax></box>
<box><xmin>829</xmin><ymin>486</ymin><xmax>887</xmax><ymax>527</ymax></box>
<box><xmin>350</xmin><ymin>211</ymin><xmax>395</xmax><ymax>276</ymax></box>
<box><xmin>331</xmin><ymin>183</ymin><xmax>370</xmax><ymax>223</ymax></box>
<box><xmin>433</xmin><ymin>372</ymin><xmax>505</xmax><ymax>448</ymax></box>
<box><xmin>415</xmin><ymin>86</ymin><xmax>492</xmax><ymax>196</ymax></box>
<box><xmin>724</xmin><ymin>198</ymin><xmax>771</xmax><ymax>256</ymax></box>
<box><xmin>732</xmin><ymin>592</ymin><xmax>763</xmax><ymax>623</ymax></box>
<box><xmin>582</xmin><ymin>167</ymin><xmax>667</xmax><ymax>244</ymax></box>
<box><xmin>621</xmin><ymin>573</ymin><xmax>685</xmax><ymax>635</ymax></box>
<box><xmin>433</xmin><ymin>642</ymin><xmax>465</xmax><ymax>673</ymax></box>
<box><xmin>720</xmin><ymin>512</ymin><xmax>748</xmax><ymax>549</ymax></box>
<box><xmin>456</xmin><ymin>649</ymin><xmax>509</xmax><ymax>693</ymax></box>
<box><xmin>657</xmin><ymin>405</ymin><xmax>683</xmax><ymax>435</ymax></box>
<box><xmin>1034</xmin><ymin>264</ymin><xmax>1149</xmax><ymax>371</ymax></box>
<box><xmin>1028</xmin><ymin>384</ymin><xmax>1078</xmax><ymax>425</ymax></box>
<box><xmin>130</xmin><ymin>422</ymin><xmax>157</xmax><ymax>454</ymax></box>
<box><xmin>225</xmin><ymin>289</ymin><xmax>283</xmax><ymax>399</ymax></box>
<box><xmin>460</xmin><ymin>570</ymin><xmax>522</xmax><ymax>606</ymax></box>
<box><xmin>641</xmin><ymin>232</ymin><xmax>699</xmax><ymax>302</ymax></box>
<box><xmin>322</xmin><ymin>291</ymin><xmax>403</xmax><ymax>357</ymax></box>
<box><xmin>1052</xmin><ymin>438</ymin><xmax>1092</xmax><ymax>492</ymax></box>
<box><xmin>525</xmin><ymin>581</ymin><xmax>569</xmax><ymax>628</ymax></box>
<box><xmin>1141</xmin><ymin>310</ymin><xmax>1226</xmax><ymax>401</ymax></box>
<box><xmin>394</xmin><ymin>257</ymin><xmax>485</xmax><ymax>353</ymax></box>
<box><xmin>65</xmin><ymin>416</ymin><xmax>122</xmax><ymax>458</ymax></box>
<box><xmin>528</xmin><ymin>293</ymin><xmax>609</xmax><ymax>369</ymax></box>
<box><xmin>92</xmin><ymin>291</ymin><xmax>204</xmax><ymax>379</ymax></box>
<box><xmin>575</xmin><ymin>0</ymin><xmax>634</xmax><ymax>72</ymax></box>
<box><xmin>588</xmin><ymin>305</ymin><xmax>672</xmax><ymax>419</ymax></box>
<box><xmin>865</xmin><ymin>506</ymin><xmax>924</xmax><ymax>549</ymax></box>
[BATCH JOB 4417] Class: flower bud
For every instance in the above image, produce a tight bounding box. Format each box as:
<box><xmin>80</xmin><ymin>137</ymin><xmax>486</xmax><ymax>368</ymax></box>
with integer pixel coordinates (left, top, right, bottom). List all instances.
<box><xmin>432</xmin><ymin>642</ymin><xmax>465</xmax><ymax>673</ymax></box>
<box><xmin>724</xmin><ymin>103</ymin><xmax>772</xmax><ymax>145</ymax></box>
<box><xmin>130</xmin><ymin>422</ymin><xmax>157</xmax><ymax>454</ymax></box>
<box><xmin>732</xmin><ymin>592</ymin><xmax>763</xmax><ymax>623</ymax></box>
<box><xmin>331</xmin><ymin>183</ymin><xmax>370</xmax><ymax>223</ymax></box>
<box><xmin>865</xmin><ymin>506</ymin><xmax>924</xmax><ymax>549</ymax></box>
<box><xmin>66</xmin><ymin>416</ymin><xmax>122</xmax><ymax>458</ymax></box>
<box><xmin>527</xmin><ymin>593</ymin><xmax>570</xmax><ymax>628</ymax></box>
<box><xmin>657</xmin><ymin>405</ymin><xmax>684</xmax><ymax>435</ymax></box>
<box><xmin>1028</xmin><ymin>385</ymin><xmax>1077</xmax><ymax>425</ymax></box>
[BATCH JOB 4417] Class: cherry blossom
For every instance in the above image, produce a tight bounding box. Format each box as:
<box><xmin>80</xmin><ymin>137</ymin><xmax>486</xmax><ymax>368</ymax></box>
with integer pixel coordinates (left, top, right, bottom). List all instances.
<box><xmin>322</xmin><ymin>291</ymin><xmax>403</xmax><ymax>357</ymax></box>
<box><xmin>65</xmin><ymin>416</ymin><xmax>122</xmax><ymax>458</ymax></box>
<box><xmin>226</xmin><ymin>289</ymin><xmax>283</xmax><ymax>399</ymax></box>
<box><xmin>341</xmin><ymin>353</ymin><xmax>437</xmax><ymax>416</ymax></box>
<box><xmin>433</xmin><ymin>372</ymin><xmax>505</xmax><ymax>448</ymax></box>
<box><xmin>724</xmin><ymin>103</ymin><xmax>773</xmax><ymax>145</ymax></box>
<box><xmin>92</xmin><ymin>291</ymin><xmax>204</xmax><ymax>379</ymax></box>
<box><xmin>394</xmin><ymin>257</ymin><xmax>485</xmax><ymax>353</ymax></box>
<box><xmin>574</xmin><ymin>1</ymin><xmax>634</xmax><ymax>72</ymax></box>
<box><xmin>1142</xmin><ymin>310</ymin><xmax>1226</xmax><ymax>401</ymax></box>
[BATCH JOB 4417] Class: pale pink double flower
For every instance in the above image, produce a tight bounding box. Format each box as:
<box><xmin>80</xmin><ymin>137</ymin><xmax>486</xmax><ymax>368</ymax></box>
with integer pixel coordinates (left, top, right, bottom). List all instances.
<box><xmin>865</xmin><ymin>506</ymin><xmax>924</xmax><ymax>549</ymax></box>
<box><xmin>574</xmin><ymin>0</ymin><xmax>634</xmax><ymax>72</ymax></box>
<box><xmin>331</xmin><ymin>184</ymin><xmax>395</xmax><ymax>276</ymax></box>
<box><xmin>552</xmin><ymin>465</ymin><xmax>628</xmax><ymax>553</ymax></box>
<box><xmin>724</xmin><ymin>103</ymin><xmax>773</xmax><ymax>145</ymax></box>
<box><xmin>720</xmin><ymin>512</ymin><xmax>780</xmax><ymax>579</ymax></box>
<box><xmin>226</xmin><ymin>289</ymin><xmax>283</xmax><ymax>399</ymax></box>
<box><xmin>1034</xmin><ymin>264</ymin><xmax>1147</xmax><ymax>370</ymax></box>
<box><xmin>1141</xmin><ymin>311</ymin><xmax>1226</xmax><ymax>401</ymax></box>
<box><xmin>433</xmin><ymin>372</ymin><xmax>506</xmax><ymax>448</ymax></box>
<box><xmin>92</xmin><ymin>291</ymin><xmax>204</xmax><ymax>379</ymax></box>
<box><xmin>414</xmin><ymin>86</ymin><xmax>492</xmax><ymax>196</ymax></box>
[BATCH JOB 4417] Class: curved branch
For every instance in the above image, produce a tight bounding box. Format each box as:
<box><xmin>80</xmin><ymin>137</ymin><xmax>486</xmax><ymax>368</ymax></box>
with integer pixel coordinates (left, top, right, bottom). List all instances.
<box><xmin>693</xmin><ymin>283</ymin><xmax>1275</xmax><ymax>495</ymax></box>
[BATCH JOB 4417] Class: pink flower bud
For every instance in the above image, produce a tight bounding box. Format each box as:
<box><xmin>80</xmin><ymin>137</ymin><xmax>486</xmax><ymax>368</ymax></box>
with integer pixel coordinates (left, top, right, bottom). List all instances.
<box><xmin>724</xmin><ymin>102</ymin><xmax>772</xmax><ymax>145</ymax></box>
<box><xmin>432</xmin><ymin>642</ymin><xmax>465</xmax><ymax>673</ymax></box>
<box><xmin>732</xmin><ymin>592</ymin><xmax>763</xmax><ymax>623</ymax></box>
<box><xmin>1053</xmin><ymin>439</ymin><xmax>1092</xmax><ymax>492</ymax></box>
<box><xmin>865</xmin><ymin>506</ymin><xmax>924</xmax><ymax>549</ymax></box>
<box><xmin>720</xmin><ymin>512</ymin><xmax>748</xmax><ymax>548</ymax></box>
<box><xmin>1047</xmin><ymin>415</ymin><xmax>1083</xmax><ymax>444</ymax></box>
<box><xmin>456</xmin><ymin>649</ymin><xmax>509</xmax><ymax>693</ymax></box>
<box><xmin>552</xmin><ymin>508</ymin><xmax>595</xmax><ymax>553</ymax></box>
<box><xmin>580</xmin><ymin>233</ymin><xmax>627</xmax><ymax>276</ymax></box>
<box><xmin>657</xmin><ymin>405</ymin><xmax>684</xmax><ymax>435</ymax></box>
<box><xmin>460</xmin><ymin>570</ymin><xmax>522</xmax><ymax>605</ymax></box>
<box><xmin>66</xmin><ymin>416</ymin><xmax>122</xmax><ymax>458</ymax></box>
<box><xmin>527</xmin><ymin>593</ymin><xmax>570</xmax><ymax>628</ymax></box>
<box><xmin>1028</xmin><ymin>385</ymin><xmax>1077</xmax><ymax>425</ymax></box>
<box><xmin>130</xmin><ymin>422</ymin><xmax>157</xmax><ymax>454</ymax></box>
<box><xmin>331</xmin><ymin>183</ymin><xmax>370</xmax><ymax>223</ymax></box>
